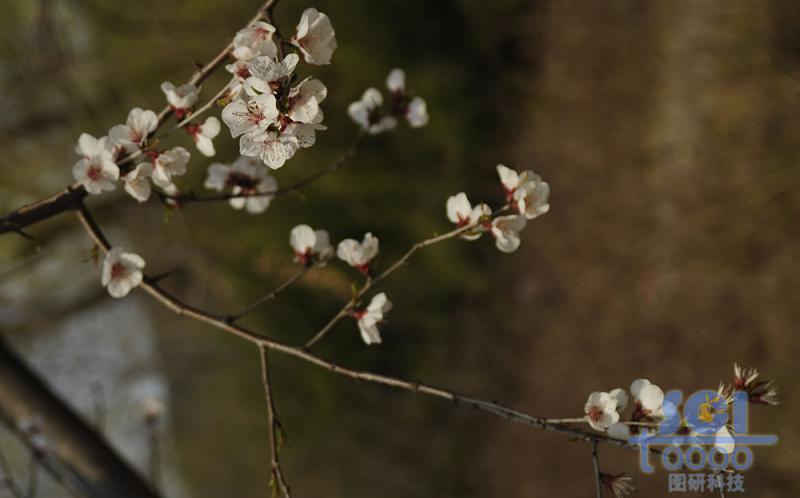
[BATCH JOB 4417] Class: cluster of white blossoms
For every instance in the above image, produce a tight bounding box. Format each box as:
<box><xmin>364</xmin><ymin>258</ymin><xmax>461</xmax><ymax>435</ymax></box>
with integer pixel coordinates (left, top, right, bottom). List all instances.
<box><xmin>73</xmin><ymin>8</ymin><xmax>336</xmax><ymax>203</ymax></box>
<box><xmin>204</xmin><ymin>157</ymin><xmax>278</xmax><ymax>214</ymax></box>
<box><xmin>221</xmin><ymin>9</ymin><xmax>335</xmax><ymax>170</ymax></box>
<box><xmin>72</xmin><ymin>96</ymin><xmax>217</xmax><ymax>203</ymax></box>
<box><xmin>288</xmin><ymin>225</ymin><xmax>388</xmax><ymax>344</ymax></box>
<box><xmin>446</xmin><ymin>164</ymin><xmax>550</xmax><ymax>253</ymax></box>
<box><xmin>584</xmin><ymin>379</ymin><xmax>665</xmax><ymax>436</ymax></box>
<box><xmin>348</xmin><ymin>68</ymin><xmax>429</xmax><ymax>134</ymax></box>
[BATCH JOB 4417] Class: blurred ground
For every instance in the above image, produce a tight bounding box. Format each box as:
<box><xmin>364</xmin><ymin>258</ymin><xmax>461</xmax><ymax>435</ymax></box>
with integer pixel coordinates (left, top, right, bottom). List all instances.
<box><xmin>0</xmin><ymin>0</ymin><xmax>798</xmax><ymax>497</ymax></box>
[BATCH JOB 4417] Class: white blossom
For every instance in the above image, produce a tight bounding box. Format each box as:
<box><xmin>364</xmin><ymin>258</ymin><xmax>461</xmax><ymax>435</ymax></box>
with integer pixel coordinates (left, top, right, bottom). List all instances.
<box><xmin>714</xmin><ymin>425</ymin><xmax>735</xmax><ymax>454</ymax></box>
<box><xmin>385</xmin><ymin>68</ymin><xmax>428</xmax><ymax>127</ymax></box>
<box><xmin>491</xmin><ymin>214</ymin><xmax>527</xmax><ymax>253</ymax></box>
<box><xmin>160</xmin><ymin>82</ymin><xmax>199</xmax><ymax>116</ymax></box>
<box><xmin>496</xmin><ymin>164</ymin><xmax>538</xmax><ymax>197</ymax></box>
<box><xmin>221</xmin><ymin>93</ymin><xmax>279</xmax><ymax>138</ymax></box>
<box><xmin>291</xmin><ymin>8</ymin><xmax>337</xmax><ymax>65</ymax></box>
<box><xmin>285</xmin><ymin>122</ymin><xmax>326</xmax><ymax>149</ymax></box>
<box><xmin>406</xmin><ymin>96</ymin><xmax>429</xmax><ymax>128</ymax></box>
<box><xmin>123</xmin><ymin>163</ymin><xmax>152</xmax><ymax>203</ymax></box>
<box><xmin>101</xmin><ymin>247</ymin><xmax>145</xmax><ymax>298</ymax></box>
<box><xmin>446</xmin><ymin>192</ymin><xmax>491</xmax><ymax>240</ymax></box>
<box><xmin>610</xmin><ymin>388</ymin><xmax>629</xmax><ymax>413</ymax></box>
<box><xmin>630</xmin><ymin>379</ymin><xmax>665</xmax><ymax>416</ymax></box>
<box><xmin>188</xmin><ymin>116</ymin><xmax>221</xmax><ymax>157</ymax></box>
<box><xmin>239</xmin><ymin>130</ymin><xmax>299</xmax><ymax>170</ymax></box>
<box><xmin>204</xmin><ymin>157</ymin><xmax>277</xmax><ymax>214</ymax></box>
<box><xmin>355</xmin><ymin>293</ymin><xmax>392</xmax><ymax>345</ymax></box>
<box><xmin>287</xmin><ymin>77</ymin><xmax>327</xmax><ymax>124</ymax></box>
<box><xmin>109</xmin><ymin>108</ymin><xmax>158</xmax><ymax>152</ymax></box>
<box><xmin>244</xmin><ymin>54</ymin><xmax>300</xmax><ymax>97</ymax></box>
<box><xmin>514</xmin><ymin>173</ymin><xmax>550</xmax><ymax>220</ymax></box>
<box><xmin>386</xmin><ymin>68</ymin><xmax>406</xmax><ymax>94</ymax></box>
<box><xmin>348</xmin><ymin>88</ymin><xmax>396</xmax><ymax>135</ymax></box>
<box><xmin>73</xmin><ymin>151</ymin><xmax>119</xmax><ymax>195</ymax></box>
<box><xmin>75</xmin><ymin>133</ymin><xmax>112</xmax><ymax>158</ymax></box>
<box><xmin>290</xmin><ymin>224</ymin><xmax>333</xmax><ymax>266</ymax></box>
<box><xmin>337</xmin><ymin>233</ymin><xmax>379</xmax><ymax>273</ymax></box>
<box><xmin>584</xmin><ymin>391</ymin><xmax>620</xmax><ymax>431</ymax></box>
<box><xmin>232</xmin><ymin>21</ymin><xmax>277</xmax><ymax>61</ymax></box>
<box><xmin>147</xmin><ymin>147</ymin><xmax>190</xmax><ymax>190</ymax></box>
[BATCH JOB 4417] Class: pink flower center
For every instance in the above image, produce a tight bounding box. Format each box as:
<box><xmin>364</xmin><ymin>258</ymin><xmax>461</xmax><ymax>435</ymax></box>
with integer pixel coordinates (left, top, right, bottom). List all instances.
<box><xmin>110</xmin><ymin>263</ymin><xmax>126</xmax><ymax>280</ymax></box>
<box><xmin>587</xmin><ymin>406</ymin><xmax>603</xmax><ymax>422</ymax></box>
<box><xmin>87</xmin><ymin>166</ymin><xmax>102</xmax><ymax>181</ymax></box>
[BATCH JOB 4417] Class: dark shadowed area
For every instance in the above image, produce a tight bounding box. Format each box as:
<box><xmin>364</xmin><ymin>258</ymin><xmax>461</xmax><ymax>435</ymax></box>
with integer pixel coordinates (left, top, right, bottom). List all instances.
<box><xmin>0</xmin><ymin>1</ymin><xmax>798</xmax><ymax>497</ymax></box>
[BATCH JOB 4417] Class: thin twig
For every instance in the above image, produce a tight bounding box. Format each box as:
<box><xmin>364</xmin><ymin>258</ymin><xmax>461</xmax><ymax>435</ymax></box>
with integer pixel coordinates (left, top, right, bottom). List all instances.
<box><xmin>74</xmin><ymin>203</ymin><xmax>648</xmax><ymax>455</ymax></box>
<box><xmin>228</xmin><ymin>268</ymin><xmax>310</xmax><ymax>323</ymax></box>
<box><xmin>260</xmin><ymin>347</ymin><xmax>291</xmax><ymax>498</ymax></box>
<box><xmin>592</xmin><ymin>441</ymin><xmax>602</xmax><ymax>498</ymax></box>
<box><xmin>304</xmin><ymin>211</ymin><xmax>502</xmax><ymax>349</ymax></box>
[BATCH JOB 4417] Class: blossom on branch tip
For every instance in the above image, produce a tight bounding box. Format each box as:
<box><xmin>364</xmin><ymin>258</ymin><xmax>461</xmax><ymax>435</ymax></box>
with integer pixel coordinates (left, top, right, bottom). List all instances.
<box><xmin>160</xmin><ymin>82</ymin><xmax>199</xmax><ymax>118</ymax></box>
<box><xmin>720</xmin><ymin>363</ymin><xmax>780</xmax><ymax>405</ymax></box>
<box><xmin>186</xmin><ymin>116</ymin><xmax>221</xmax><ymax>157</ymax></box>
<box><xmin>73</xmin><ymin>151</ymin><xmax>119</xmax><ymax>195</ymax></box>
<box><xmin>348</xmin><ymin>88</ymin><xmax>396</xmax><ymax>135</ymax></box>
<box><xmin>232</xmin><ymin>21</ymin><xmax>277</xmax><ymax>61</ymax></box>
<box><xmin>584</xmin><ymin>391</ymin><xmax>620</xmax><ymax>431</ymax></box>
<box><xmin>204</xmin><ymin>157</ymin><xmax>277</xmax><ymax>214</ymax></box>
<box><xmin>102</xmin><ymin>247</ymin><xmax>145</xmax><ymax>298</ymax></box>
<box><xmin>290</xmin><ymin>224</ymin><xmax>333</xmax><ymax>266</ymax></box>
<box><xmin>491</xmin><ymin>214</ymin><xmax>526</xmax><ymax>253</ymax></box>
<box><xmin>291</xmin><ymin>8</ymin><xmax>337</xmax><ymax>65</ymax></box>
<box><xmin>123</xmin><ymin>163</ymin><xmax>153</xmax><ymax>203</ymax></box>
<box><xmin>109</xmin><ymin>108</ymin><xmax>158</xmax><ymax>152</ymax></box>
<box><xmin>337</xmin><ymin>233</ymin><xmax>379</xmax><ymax>274</ymax></box>
<box><xmin>354</xmin><ymin>292</ymin><xmax>392</xmax><ymax>345</ymax></box>
<box><xmin>446</xmin><ymin>193</ymin><xmax>491</xmax><ymax>240</ymax></box>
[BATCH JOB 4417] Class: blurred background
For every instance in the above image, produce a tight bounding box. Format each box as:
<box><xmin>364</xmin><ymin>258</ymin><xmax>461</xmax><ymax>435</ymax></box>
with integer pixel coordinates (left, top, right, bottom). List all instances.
<box><xmin>0</xmin><ymin>0</ymin><xmax>798</xmax><ymax>496</ymax></box>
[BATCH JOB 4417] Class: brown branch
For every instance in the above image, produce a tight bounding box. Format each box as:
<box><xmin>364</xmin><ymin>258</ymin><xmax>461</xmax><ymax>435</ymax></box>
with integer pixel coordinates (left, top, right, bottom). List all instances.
<box><xmin>260</xmin><ymin>347</ymin><xmax>291</xmax><ymax>498</ymax></box>
<box><xmin>0</xmin><ymin>0</ymin><xmax>281</xmax><ymax>236</ymax></box>
<box><xmin>228</xmin><ymin>267</ymin><xmax>310</xmax><ymax>323</ymax></box>
<box><xmin>74</xmin><ymin>202</ymin><xmax>646</xmax><ymax>456</ymax></box>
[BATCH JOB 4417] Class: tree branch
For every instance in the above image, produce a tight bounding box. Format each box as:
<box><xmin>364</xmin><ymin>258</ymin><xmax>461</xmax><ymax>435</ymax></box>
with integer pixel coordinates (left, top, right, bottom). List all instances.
<box><xmin>228</xmin><ymin>268</ymin><xmax>310</xmax><ymax>323</ymax></box>
<box><xmin>75</xmin><ymin>202</ymin><xmax>646</xmax><ymax>455</ymax></box>
<box><xmin>260</xmin><ymin>348</ymin><xmax>291</xmax><ymax>498</ymax></box>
